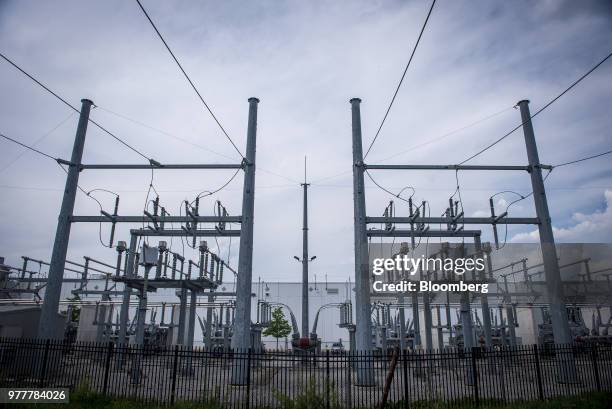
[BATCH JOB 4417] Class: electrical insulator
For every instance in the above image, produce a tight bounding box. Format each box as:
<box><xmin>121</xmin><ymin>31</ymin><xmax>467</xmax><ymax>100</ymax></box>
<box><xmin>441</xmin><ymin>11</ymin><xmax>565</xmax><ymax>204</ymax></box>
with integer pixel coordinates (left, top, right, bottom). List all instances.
<box><xmin>209</xmin><ymin>255</ymin><xmax>216</xmax><ymax>281</ymax></box>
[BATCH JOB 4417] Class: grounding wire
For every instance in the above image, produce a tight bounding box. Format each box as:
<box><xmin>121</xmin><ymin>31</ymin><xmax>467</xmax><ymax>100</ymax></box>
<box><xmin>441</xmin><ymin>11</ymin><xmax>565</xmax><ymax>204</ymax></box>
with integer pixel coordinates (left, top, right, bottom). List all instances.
<box><xmin>134</xmin><ymin>0</ymin><xmax>244</xmax><ymax>159</ymax></box>
<box><xmin>552</xmin><ymin>148</ymin><xmax>612</xmax><ymax>168</ymax></box>
<box><xmin>0</xmin><ymin>112</ymin><xmax>75</xmax><ymax>174</ymax></box>
<box><xmin>459</xmin><ymin>52</ymin><xmax>612</xmax><ymax>165</ymax></box>
<box><xmin>363</xmin><ymin>0</ymin><xmax>437</xmax><ymax>159</ymax></box>
<box><xmin>97</xmin><ymin>104</ymin><xmax>297</xmax><ymax>183</ymax></box>
<box><xmin>0</xmin><ymin>52</ymin><xmax>152</xmax><ymax>162</ymax></box>
<box><xmin>0</xmin><ymin>131</ymin><xmax>60</xmax><ymax>162</ymax></box>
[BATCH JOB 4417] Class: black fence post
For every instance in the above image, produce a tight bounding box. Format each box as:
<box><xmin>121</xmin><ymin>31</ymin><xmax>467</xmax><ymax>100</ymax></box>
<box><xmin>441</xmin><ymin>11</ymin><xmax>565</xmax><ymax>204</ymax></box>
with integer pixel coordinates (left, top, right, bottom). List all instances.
<box><xmin>402</xmin><ymin>350</ymin><xmax>408</xmax><ymax>409</ymax></box>
<box><xmin>246</xmin><ymin>349</ymin><xmax>252</xmax><ymax>409</ymax></box>
<box><xmin>170</xmin><ymin>345</ymin><xmax>179</xmax><ymax>405</ymax></box>
<box><xmin>326</xmin><ymin>349</ymin><xmax>331</xmax><ymax>409</ymax></box>
<box><xmin>471</xmin><ymin>347</ymin><xmax>479</xmax><ymax>407</ymax></box>
<box><xmin>591</xmin><ymin>344</ymin><xmax>601</xmax><ymax>392</ymax></box>
<box><xmin>102</xmin><ymin>342</ymin><xmax>113</xmax><ymax>396</ymax></box>
<box><xmin>533</xmin><ymin>344</ymin><xmax>544</xmax><ymax>400</ymax></box>
<box><xmin>38</xmin><ymin>339</ymin><xmax>51</xmax><ymax>388</ymax></box>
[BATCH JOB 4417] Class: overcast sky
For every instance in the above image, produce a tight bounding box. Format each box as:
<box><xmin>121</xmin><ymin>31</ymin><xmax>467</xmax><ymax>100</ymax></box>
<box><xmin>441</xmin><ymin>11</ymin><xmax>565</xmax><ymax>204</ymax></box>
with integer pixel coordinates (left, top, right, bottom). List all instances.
<box><xmin>1</xmin><ymin>0</ymin><xmax>611</xmax><ymax>283</ymax></box>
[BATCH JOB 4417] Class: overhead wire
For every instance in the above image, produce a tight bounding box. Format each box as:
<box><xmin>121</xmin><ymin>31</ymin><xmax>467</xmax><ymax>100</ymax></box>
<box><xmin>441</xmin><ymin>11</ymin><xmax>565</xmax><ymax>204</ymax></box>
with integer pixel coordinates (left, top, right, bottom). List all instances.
<box><xmin>0</xmin><ymin>131</ymin><xmax>60</xmax><ymax>162</ymax></box>
<box><xmin>363</xmin><ymin>0</ymin><xmax>437</xmax><ymax>159</ymax></box>
<box><xmin>364</xmin><ymin>169</ymin><xmax>415</xmax><ymax>205</ymax></box>
<box><xmin>447</xmin><ymin>170</ymin><xmax>466</xmax><ymax>236</ymax></box>
<box><xmin>0</xmin><ymin>52</ymin><xmax>152</xmax><ymax>162</ymax></box>
<box><xmin>459</xmin><ymin>51</ymin><xmax>612</xmax><ymax>165</ymax></box>
<box><xmin>56</xmin><ymin>162</ymin><xmax>120</xmax><ymax>249</ymax></box>
<box><xmin>95</xmin><ymin>105</ymin><xmax>236</xmax><ymax>161</ymax></box>
<box><xmin>372</xmin><ymin>105</ymin><xmax>514</xmax><ymax>164</ymax></box>
<box><xmin>552</xmin><ymin>148</ymin><xmax>612</xmax><ymax>168</ymax></box>
<box><xmin>0</xmin><ymin>112</ymin><xmax>75</xmax><ymax>174</ymax></box>
<box><xmin>493</xmin><ymin>170</ymin><xmax>552</xmax><ymax>249</ymax></box>
<box><xmin>96</xmin><ymin>104</ymin><xmax>298</xmax><ymax>183</ymax></box>
<box><xmin>481</xmin><ymin>144</ymin><xmax>612</xmax><ymax>248</ymax></box>
<box><xmin>134</xmin><ymin>0</ymin><xmax>244</xmax><ymax>159</ymax></box>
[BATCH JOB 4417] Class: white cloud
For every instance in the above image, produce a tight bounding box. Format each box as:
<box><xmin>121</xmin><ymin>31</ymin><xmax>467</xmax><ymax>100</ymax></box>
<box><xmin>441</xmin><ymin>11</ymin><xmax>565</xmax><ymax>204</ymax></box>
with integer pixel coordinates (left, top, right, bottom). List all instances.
<box><xmin>511</xmin><ymin>190</ymin><xmax>612</xmax><ymax>243</ymax></box>
<box><xmin>0</xmin><ymin>1</ymin><xmax>611</xmax><ymax>281</ymax></box>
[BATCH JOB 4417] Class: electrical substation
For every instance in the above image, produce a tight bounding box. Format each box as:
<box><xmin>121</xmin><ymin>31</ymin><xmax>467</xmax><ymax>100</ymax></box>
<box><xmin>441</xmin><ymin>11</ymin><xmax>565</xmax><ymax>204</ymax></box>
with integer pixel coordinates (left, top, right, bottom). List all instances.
<box><xmin>1</xmin><ymin>1</ymin><xmax>611</xmax><ymax>406</ymax></box>
<box><xmin>1</xmin><ymin>94</ymin><xmax>611</xmax><ymax>393</ymax></box>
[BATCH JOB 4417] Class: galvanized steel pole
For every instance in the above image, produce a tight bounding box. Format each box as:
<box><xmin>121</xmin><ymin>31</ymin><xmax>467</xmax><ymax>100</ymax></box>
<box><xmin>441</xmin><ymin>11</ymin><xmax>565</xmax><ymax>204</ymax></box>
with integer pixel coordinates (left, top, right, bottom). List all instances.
<box><xmin>517</xmin><ymin>100</ymin><xmax>571</xmax><ymax>344</ymax></box>
<box><xmin>301</xmin><ymin>176</ymin><xmax>310</xmax><ymax>337</ymax></box>
<box><xmin>350</xmin><ymin>98</ymin><xmax>374</xmax><ymax>385</ymax></box>
<box><xmin>118</xmin><ymin>234</ymin><xmax>136</xmax><ymax>346</ymax></box>
<box><xmin>231</xmin><ymin>97</ymin><xmax>259</xmax><ymax>384</ymax></box>
<box><xmin>475</xmin><ymin>236</ymin><xmax>493</xmax><ymax>346</ymax></box>
<box><xmin>518</xmin><ymin>99</ymin><xmax>575</xmax><ymax>381</ymax></box>
<box><xmin>38</xmin><ymin>99</ymin><xmax>93</xmax><ymax>339</ymax></box>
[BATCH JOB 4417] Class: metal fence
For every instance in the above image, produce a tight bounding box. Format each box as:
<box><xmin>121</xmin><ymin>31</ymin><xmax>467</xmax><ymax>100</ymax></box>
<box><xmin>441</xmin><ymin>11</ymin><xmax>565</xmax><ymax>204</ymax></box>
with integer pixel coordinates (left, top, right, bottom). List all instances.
<box><xmin>0</xmin><ymin>338</ymin><xmax>610</xmax><ymax>408</ymax></box>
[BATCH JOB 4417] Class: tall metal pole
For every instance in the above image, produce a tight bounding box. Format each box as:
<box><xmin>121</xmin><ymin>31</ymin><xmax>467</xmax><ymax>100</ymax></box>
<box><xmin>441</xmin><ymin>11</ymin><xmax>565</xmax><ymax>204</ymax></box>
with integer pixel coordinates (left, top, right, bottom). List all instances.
<box><xmin>118</xmin><ymin>234</ymin><xmax>136</xmax><ymax>346</ymax></box>
<box><xmin>38</xmin><ymin>99</ymin><xmax>93</xmax><ymax>339</ymax></box>
<box><xmin>518</xmin><ymin>99</ymin><xmax>575</xmax><ymax>382</ymax></box>
<box><xmin>421</xmin><ymin>267</ymin><xmax>434</xmax><ymax>350</ymax></box>
<box><xmin>398</xmin><ymin>295</ymin><xmax>407</xmax><ymax>351</ymax></box>
<box><xmin>475</xmin><ymin>236</ymin><xmax>493</xmax><ymax>346</ymax></box>
<box><xmin>231</xmin><ymin>97</ymin><xmax>259</xmax><ymax>385</ymax></box>
<box><xmin>517</xmin><ymin>100</ymin><xmax>571</xmax><ymax>344</ymax></box>
<box><xmin>350</xmin><ymin>98</ymin><xmax>374</xmax><ymax>385</ymax></box>
<box><xmin>134</xmin><ymin>265</ymin><xmax>151</xmax><ymax>346</ymax></box>
<box><xmin>301</xmin><ymin>158</ymin><xmax>310</xmax><ymax>337</ymax></box>
<box><xmin>412</xmin><ymin>292</ymin><xmax>422</xmax><ymax>347</ymax></box>
<box><xmin>205</xmin><ymin>292</ymin><xmax>214</xmax><ymax>349</ymax></box>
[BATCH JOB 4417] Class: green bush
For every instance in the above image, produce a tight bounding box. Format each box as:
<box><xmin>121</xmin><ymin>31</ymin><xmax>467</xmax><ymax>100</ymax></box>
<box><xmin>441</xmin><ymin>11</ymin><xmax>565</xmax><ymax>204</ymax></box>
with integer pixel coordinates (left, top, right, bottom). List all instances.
<box><xmin>273</xmin><ymin>377</ymin><xmax>339</xmax><ymax>409</ymax></box>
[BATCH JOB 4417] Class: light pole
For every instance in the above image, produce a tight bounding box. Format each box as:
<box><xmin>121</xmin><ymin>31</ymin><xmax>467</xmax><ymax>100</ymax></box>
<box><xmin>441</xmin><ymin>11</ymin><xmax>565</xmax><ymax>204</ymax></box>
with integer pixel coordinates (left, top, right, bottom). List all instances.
<box><xmin>294</xmin><ymin>254</ymin><xmax>316</xmax><ymax>337</ymax></box>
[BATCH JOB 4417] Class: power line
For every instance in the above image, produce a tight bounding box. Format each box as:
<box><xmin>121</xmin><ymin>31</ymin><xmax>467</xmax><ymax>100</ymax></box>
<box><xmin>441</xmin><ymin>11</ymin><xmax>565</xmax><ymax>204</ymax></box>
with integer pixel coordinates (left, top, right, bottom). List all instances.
<box><xmin>134</xmin><ymin>0</ymin><xmax>244</xmax><ymax>159</ymax></box>
<box><xmin>191</xmin><ymin>167</ymin><xmax>242</xmax><ymax>204</ymax></box>
<box><xmin>311</xmin><ymin>169</ymin><xmax>352</xmax><ymax>185</ymax></box>
<box><xmin>0</xmin><ymin>112</ymin><xmax>75</xmax><ymax>174</ymax></box>
<box><xmin>371</xmin><ymin>105</ymin><xmax>514</xmax><ymax>164</ymax></box>
<box><xmin>0</xmin><ymin>52</ymin><xmax>152</xmax><ymax>162</ymax></box>
<box><xmin>459</xmin><ymin>51</ymin><xmax>612</xmax><ymax>165</ymax></box>
<box><xmin>553</xmin><ymin>148</ymin><xmax>612</xmax><ymax>168</ymax></box>
<box><xmin>97</xmin><ymin>105</ymin><xmax>297</xmax><ymax>183</ymax></box>
<box><xmin>364</xmin><ymin>169</ymin><xmax>414</xmax><ymax>205</ymax></box>
<box><xmin>258</xmin><ymin>167</ymin><xmax>300</xmax><ymax>184</ymax></box>
<box><xmin>0</xmin><ymin>131</ymin><xmax>59</xmax><ymax>162</ymax></box>
<box><xmin>96</xmin><ymin>105</ymin><xmax>236</xmax><ymax>161</ymax></box>
<box><xmin>493</xmin><ymin>170</ymin><xmax>552</xmax><ymax>249</ymax></box>
<box><xmin>56</xmin><ymin>162</ymin><xmax>120</xmax><ymax>248</ymax></box>
<box><xmin>363</xmin><ymin>0</ymin><xmax>437</xmax><ymax>159</ymax></box>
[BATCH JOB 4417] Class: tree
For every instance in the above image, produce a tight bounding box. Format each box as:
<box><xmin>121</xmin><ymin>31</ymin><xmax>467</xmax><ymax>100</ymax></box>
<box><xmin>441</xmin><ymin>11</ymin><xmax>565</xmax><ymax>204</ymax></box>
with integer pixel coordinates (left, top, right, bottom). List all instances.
<box><xmin>263</xmin><ymin>306</ymin><xmax>292</xmax><ymax>349</ymax></box>
<box><xmin>66</xmin><ymin>294</ymin><xmax>81</xmax><ymax>322</ymax></box>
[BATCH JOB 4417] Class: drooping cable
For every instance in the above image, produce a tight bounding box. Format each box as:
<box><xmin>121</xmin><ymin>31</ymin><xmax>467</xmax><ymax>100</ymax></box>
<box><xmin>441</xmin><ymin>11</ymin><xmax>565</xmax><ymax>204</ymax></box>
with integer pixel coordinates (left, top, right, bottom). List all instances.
<box><xmin>363</xmin><ymin>0</ymin><xmax>437</xmax><ymax>159</ymax></box>
<box><xmin>0</xmin><ymin>52</ymin><xmax>152</xmax><ymax>162</ymax></box>
<box><xmin>0</xmin><ymin>112</ymin><xmax>75</xmax><ymax>174</ymax></box>
<box><xmin>552</xmin><ymin>148</ymin><xmax>612</xmax><ymax>168</ymax></box>
<box><xmin>0</xmin><ymin>131</ymin><xmax>60</xmax><ymax>162</ymax></box>
<box><xmin>134</xmin><ymin>0</ymin><xmax>244</xmax><ymax>159</ymax></box>
<box><xmin>459</xmin><ymin>52</ymin><xmax>612</xmax><ymax>165</ymax></box>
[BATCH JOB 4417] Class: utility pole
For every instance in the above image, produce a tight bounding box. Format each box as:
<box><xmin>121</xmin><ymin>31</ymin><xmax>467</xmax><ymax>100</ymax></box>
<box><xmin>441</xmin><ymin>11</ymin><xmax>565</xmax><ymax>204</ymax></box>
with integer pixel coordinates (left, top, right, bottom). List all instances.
<box><xmin>517</xmin><ymin>100</ymin><xmax>575</xmax><ymax>381</ymax></box>
<box><xmin>350</xmin><ymin>98</ymin><xmax>375</xmax><ymax>385</ymax></box>
<box><xmin>38</xmin><ymin>99</ymin><xmax>93</xmax><ymax>340</ymax></box>
<box><xmin>517</xmin><ymin>100</ymin><xmax>571</xmax><ymax>344</ymax></box>
<box><xmin>231</xmin><ymin>98</ymin><xmax>259</xmax><ymax>385</ymax></box>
